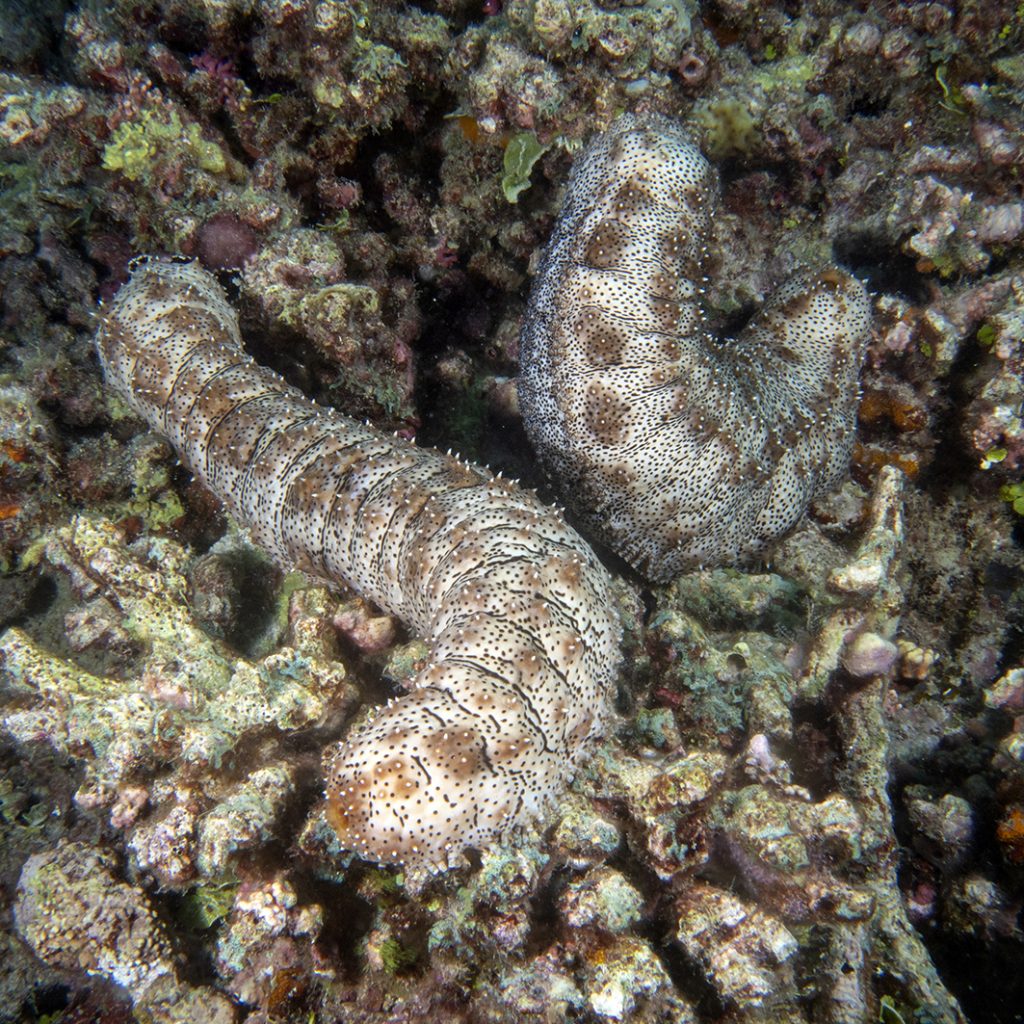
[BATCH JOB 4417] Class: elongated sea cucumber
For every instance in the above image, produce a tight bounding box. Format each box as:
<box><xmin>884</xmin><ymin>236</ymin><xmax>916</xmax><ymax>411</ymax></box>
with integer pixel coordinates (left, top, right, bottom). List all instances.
<box><xmin>519</xmin><ymin>113</ymin><xmax>871</xmax><ymax>582</ymax></box>
<box><xmin>96</xmin><ymin>258</ymin><xmax>621</xmax><ymax>873</ymax></box>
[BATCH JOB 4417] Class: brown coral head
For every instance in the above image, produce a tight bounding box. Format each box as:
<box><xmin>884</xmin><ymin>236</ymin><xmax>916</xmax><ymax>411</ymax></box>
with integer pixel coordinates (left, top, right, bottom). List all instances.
<box><xmin>197</xmin><ymin>213</ymin><xmax>260</xmax><ymax>271</ymax></box>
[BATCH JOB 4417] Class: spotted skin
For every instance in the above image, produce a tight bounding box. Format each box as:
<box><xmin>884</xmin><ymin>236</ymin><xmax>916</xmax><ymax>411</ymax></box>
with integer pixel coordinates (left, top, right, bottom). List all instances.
<box><xmin>519</xmin><ymin>114</ymin><xmax>872</xmax><ymax>582</ymax></box>
<box><xmin>96</xmin><ymin>258</ymin><xmax>621</xmax><ymax>874</ymax></box>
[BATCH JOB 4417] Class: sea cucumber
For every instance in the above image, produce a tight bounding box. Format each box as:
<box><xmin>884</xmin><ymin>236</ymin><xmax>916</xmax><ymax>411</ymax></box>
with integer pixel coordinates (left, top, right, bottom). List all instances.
<box><xmin>96</xmin><ymin>258</ymin><xmax>621</xmax><ymax>873</ymax></box>
<box><xmin>518</xmin><ymin>113</ymin><xmax>871</xmax><ymax>582</ymax></box>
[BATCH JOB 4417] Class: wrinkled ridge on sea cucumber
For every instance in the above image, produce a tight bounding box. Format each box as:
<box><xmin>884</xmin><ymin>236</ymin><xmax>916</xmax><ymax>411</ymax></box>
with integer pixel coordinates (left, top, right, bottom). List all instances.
<box><xmin>518</xmin><ymin>113</ymin><xmax>871</xmax><ymax>582</ymax></box>
<box><xmin>96</xmin><ymin>257</ymin><xmax>621</xmax><ymax>874</ymax></box>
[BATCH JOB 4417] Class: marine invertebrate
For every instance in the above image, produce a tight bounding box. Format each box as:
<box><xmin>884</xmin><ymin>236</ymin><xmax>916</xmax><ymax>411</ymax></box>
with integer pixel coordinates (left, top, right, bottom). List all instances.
<box><xmin>95</xmin><ymin>258</ymin><xmax>620</xmax><ymax>874</ymax></box>
<box><xmin>518</xmin><ymin>113</ymin><xmax>871</xmax><ymax>581</ymax></box>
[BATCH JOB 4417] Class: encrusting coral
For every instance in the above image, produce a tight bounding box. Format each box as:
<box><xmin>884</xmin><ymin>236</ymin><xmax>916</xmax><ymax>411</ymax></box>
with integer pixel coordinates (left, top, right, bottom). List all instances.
<box><xmin>95</xmin><ymin>256</ymin><xmax>621</xmax><ymax>876</ymax></box>
<box><xmin>2</xmin><ymin>512</ymin><xmax>356</xmax><ymax>872</ymax></box>
<box><xmin>519</xmin><ymin>113</ymin><xmax>871</xmax><ymax>581</ymax></box>
<box><xmin>15</xmin><ymin>841</ymin><xmax>235</xmax><ymax>1022</ymax></box>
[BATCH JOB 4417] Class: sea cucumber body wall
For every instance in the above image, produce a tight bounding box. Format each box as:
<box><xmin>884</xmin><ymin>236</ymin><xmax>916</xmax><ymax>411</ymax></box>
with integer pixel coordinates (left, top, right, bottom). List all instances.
<box><xmin>96</xmin><ymin>258</ymin><xmax>621</xmax><ymax>873</ymax></box>
<box><xmin>519</xmin><ymin>114</ymin><xmax>871</xmax><ymax>582</ymax></box>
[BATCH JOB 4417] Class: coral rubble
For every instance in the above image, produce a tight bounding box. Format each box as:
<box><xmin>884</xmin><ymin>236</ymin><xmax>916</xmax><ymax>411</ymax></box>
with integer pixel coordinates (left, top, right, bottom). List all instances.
<box><xmin>2</xmin><ymin>0</ymin><xmax>1024</xmax><ymax>1021</ymax></box>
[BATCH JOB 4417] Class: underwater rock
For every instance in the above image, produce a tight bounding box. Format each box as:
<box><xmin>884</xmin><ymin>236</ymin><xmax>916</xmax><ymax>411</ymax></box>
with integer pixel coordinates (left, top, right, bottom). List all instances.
<box><xmin>1</xmin><ymin>516</ymin><xmax>354</xmax><ymax>807</ymax></box>
<box><xmin>0</xmin><ymin>383</ymin><xmax>64</xmax><ymax>572</ymax></box>
<box><xmin>557</xmin><ymin>866</ymin><xmax>644</xmax><ymax>933</ymax></box>
<box><xmin>239</xmin><ymin>229</ymin><xmax>421</xmax><ymax>426</ymax></box>
<box><xmin>841</xmin><ymin>630</ymin><xmax>899</xmax><ymax>678</ymax></box>
<box><xmin>674</xmin><ymin>883</ymin><xmax>798</xmax><ymax>1009</ymax></box>
<box><xmin>14</xmin><ymin>841</ymin><xmax>235</xmax><ymax>1023</ymax></box>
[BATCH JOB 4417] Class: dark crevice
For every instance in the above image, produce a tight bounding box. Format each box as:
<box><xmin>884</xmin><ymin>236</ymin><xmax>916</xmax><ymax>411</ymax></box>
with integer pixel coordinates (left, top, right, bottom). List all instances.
<box><xmin>789</xmin><ymin>700</ymin><xmax>842</xmax><ymax>800</ymax></box>
<box><xmin>0</xmin><ymin>0</ymin><xmax>74</xmax><ymax>76</ymax></box>
<box><xmin>0</xmin><ymin>570</ymin><xmax>57</xmax><ymax>632</ymax></box>
<box><xmin>624</xmin><ymin>856</ymin><xmax>725</xmax><ymax>1017</ymax></box>
<box><xmin>833</xmin><ymin>232</ymin><xmax>931</xmax><ymax>305</ymax></box>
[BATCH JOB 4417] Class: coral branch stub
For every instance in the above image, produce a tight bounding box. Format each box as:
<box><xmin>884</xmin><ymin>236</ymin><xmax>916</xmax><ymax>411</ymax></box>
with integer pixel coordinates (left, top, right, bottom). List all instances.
<box><xmin>519</xmin><ymin>113</ymin><xmax>871</xmax><ymax>581</ymax></box>
<box><xmin>95</xmin><ymin>258</ymin><xmax>621</xmax><ymax>876</ymax></box>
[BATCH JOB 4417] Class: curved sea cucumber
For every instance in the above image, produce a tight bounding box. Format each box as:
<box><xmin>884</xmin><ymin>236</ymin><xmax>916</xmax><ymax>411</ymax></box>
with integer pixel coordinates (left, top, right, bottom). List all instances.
<box><xmin>519</xmin><ymin>114</ymin><xmax>871</xmax><ymax>582</ymax></box>
<box><xmin>96</xmin><ymin>258</ymin><xmax>621</xmax><ymax>873</ymax></box>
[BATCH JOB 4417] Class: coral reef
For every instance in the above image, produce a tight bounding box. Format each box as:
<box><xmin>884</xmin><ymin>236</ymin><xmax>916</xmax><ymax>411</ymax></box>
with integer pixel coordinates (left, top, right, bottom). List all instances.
<box><xmin>1</xmin><ymin>0</ymin><xmax>1024</xmax><ymax>1022</ymax></box>
<box><xmin>2</xmin><ymin>514</ymin><xmax>355</xmax><ymax>814</ymax></box>
<box><xmin>15</xmin><ymin>842</ymin><xmax>235</xmax><ymax>1022</ymax></box>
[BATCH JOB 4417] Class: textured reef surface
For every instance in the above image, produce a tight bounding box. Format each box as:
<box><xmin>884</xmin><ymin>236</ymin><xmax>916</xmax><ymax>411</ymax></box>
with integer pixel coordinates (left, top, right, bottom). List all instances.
<box><xmin>2</xmin><ymin>1</ymin><xmax>1024</xmax><ymax>1023</ymax></box>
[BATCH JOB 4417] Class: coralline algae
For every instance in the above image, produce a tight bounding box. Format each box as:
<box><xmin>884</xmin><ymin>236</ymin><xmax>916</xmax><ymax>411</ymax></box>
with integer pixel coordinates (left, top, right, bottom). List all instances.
<box><xmin>15</xmin><ymin>841</ymin><xmax>235</xmax><ymax>1022</ymax></box>
<box><xmin>518</xmin><ymin>113</ymin><xmax>871</xmax><ymax>581</ymax></box>
<box><xmin>95</xmin><ymin>257</ymin><xmax>621</xmax><ymax>874</ymax></box>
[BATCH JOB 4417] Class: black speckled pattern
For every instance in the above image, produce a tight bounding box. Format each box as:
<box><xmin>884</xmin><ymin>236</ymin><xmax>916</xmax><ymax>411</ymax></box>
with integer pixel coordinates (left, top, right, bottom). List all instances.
<box><xmin>519</xmin><ymin>114</ymin><xmax>871</xmax><ymax>581</ymax></box>
<box><xmin>96</xmin><ymin>257</ymin><xmax>621</xmax><ymax>874</ymax></box>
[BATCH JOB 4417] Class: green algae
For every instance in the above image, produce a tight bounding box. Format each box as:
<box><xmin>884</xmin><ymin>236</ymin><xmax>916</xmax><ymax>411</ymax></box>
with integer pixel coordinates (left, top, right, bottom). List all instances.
<box><xmin>382</xmin><ymin>638</ymin><xmax>429</xmax><ymax>688</ymax></box>
<box><xmin>999</xmin><ymin>481</ymin><xmax>1024</xmax><ymax>514</ymax></box>
<box><xmin>428</xmin><ymin>845</ymin><xmax>547</xmax><ymax>955</ymax></box>
<box><xmin>378</xmin><ymin>936</ymin><xmax>418</xmax><ymax>974</ymax></box>
<box><xmin>330</xmin><ymin>365</ymin><xmax>407</xmax><ymax>421</ymax></box>
<box><xmin>663</xmin><ymin>569</ymin><xmax>805</xmax><ymax>633</ymax></box>
<box><xmin>501</xmin><ymin>132</ymin><xmax>550</xmax><ymax>203</ymax></box>
<box><xmin>691</xmin><ymin>95</ymin><xmax>757</xmax><ymax>160</ymax></box>
<box><xmin>125</xmin><ymin>440</ymin><xmax>185</xmax><ymax>533</ymax></box>
<box><xmin>549</xmin><ymin>795</ymin><xmax>622</xmax><ymax>858</ymax></box>
<box><xmin>102</xmin><ymin>109</ymin><xmax>226</xmax><ymax>183</ymax></box>
<box><xmin>631</xmin><ymin>706</ymin><xmax>680</xmax><ymax>750</ymax></box>
<box><xmin>712</xmin><ymin>785</ymin><xmax>811</xmax><ymax>874</ymax></box>
<box><xmin>432</xmin><ymin>372</ymin><xmax>490</xmax><ymax>463</ymax></box>
<box><xmin>178</xmin><ymin>879</ymin><xmax>238</xmax><ymax>932</ymax></box>
<box><xmin>273</xmin><ymin>277</ymin><xmax>381</xmax><ymax>355</ymax></box>
<box><xmin>0</xmin><ymin>778</ymin><xmax>51</xmax><ymax>838</ymax></box>
<box><xmin>196</xmin><ymin>765</ymin><xmax>297</xmax><ymax>875</ymax></box>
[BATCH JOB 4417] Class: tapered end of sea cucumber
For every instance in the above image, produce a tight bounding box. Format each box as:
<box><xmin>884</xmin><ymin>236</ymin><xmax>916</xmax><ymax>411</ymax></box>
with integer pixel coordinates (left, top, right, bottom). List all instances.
<box><xmin>324</xmin><ymin>685</ymin><xmax>544</xmax><ymax>872</ymax></box>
